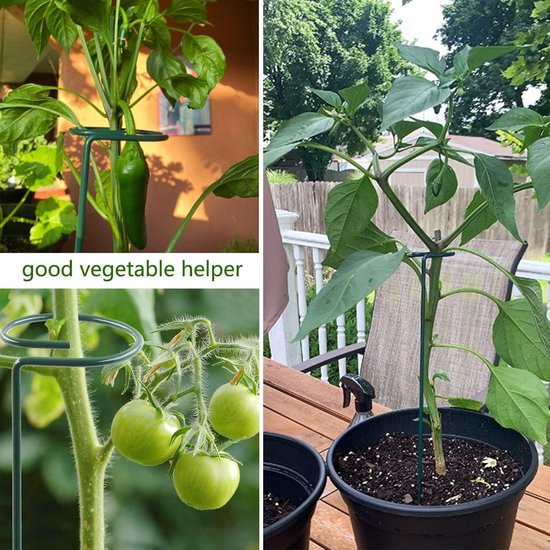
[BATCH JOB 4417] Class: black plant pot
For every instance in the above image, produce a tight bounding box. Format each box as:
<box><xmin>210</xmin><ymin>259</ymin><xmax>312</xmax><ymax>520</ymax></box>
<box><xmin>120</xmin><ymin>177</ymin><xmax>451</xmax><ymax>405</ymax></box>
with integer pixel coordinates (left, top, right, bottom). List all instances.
<box><xmin>327</xmin><ymin>408</ymin><xmax>538</xmax><ymax>550</ymax></box>
<box><xmin>264</xmin><ymin>432</ymin><xmax>327</xmax><ymax>550</ymax></box>
<box><xmin>0</xmin><ymin>187</ymin><xmax>33</xmax><ymax>204</ymax></box>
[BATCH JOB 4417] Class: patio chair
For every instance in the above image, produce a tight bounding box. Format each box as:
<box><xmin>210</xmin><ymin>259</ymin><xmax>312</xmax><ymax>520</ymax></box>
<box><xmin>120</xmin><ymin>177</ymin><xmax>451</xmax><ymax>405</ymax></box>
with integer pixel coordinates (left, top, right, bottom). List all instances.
<box><xmin>295</xmin><ymin>232</ymin><xmax>526</xmax><ymax>409</ymax></box>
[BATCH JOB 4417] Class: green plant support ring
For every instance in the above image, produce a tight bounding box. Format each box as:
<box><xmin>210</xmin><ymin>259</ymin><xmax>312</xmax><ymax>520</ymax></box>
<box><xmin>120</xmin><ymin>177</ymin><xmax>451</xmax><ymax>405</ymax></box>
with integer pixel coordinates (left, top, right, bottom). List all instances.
<box><xmin>69</xmin><ymin>127</ymin><xmax>168</xmax><ymax>253</ymax></box>
<box><xmin>0</xmin><ymin>313</ymin><xmax>145</xmax><ymax>550</ymax></box>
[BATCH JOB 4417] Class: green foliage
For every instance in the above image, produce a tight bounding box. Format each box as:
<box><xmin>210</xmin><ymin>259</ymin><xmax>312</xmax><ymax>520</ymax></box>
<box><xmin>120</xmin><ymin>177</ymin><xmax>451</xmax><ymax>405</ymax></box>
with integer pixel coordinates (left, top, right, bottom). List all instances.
<box><xmin>266</xmin><ymin>169</ymin><xmax>297</xmax><ymax>184</ymax></box>
<box><xmin>29</xmin><ymin>197</ymin><xmax>77</xmax><ymax>249</ymax></box>
<box><xmin>264</xmin><ymin>0</ymin><xmax>408</xmax><ymax>179</ymax></box>
<box><xmin>1</xmin><ymin>0</ymin><xmax>231</xmax><ymax>252</ymax></box>
<box><xmin>438</xmin><ymin>0</ymin><xmax>549</xmax><ymax>137</ymax></box>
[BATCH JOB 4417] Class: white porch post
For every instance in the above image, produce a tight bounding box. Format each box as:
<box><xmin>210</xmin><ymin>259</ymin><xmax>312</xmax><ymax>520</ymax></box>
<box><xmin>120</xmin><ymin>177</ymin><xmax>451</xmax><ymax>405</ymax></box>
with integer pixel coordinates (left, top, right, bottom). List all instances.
<box><xmin>268</xmin><ymin>210</ymin><xmax>303</xmax><ymax>367</ymax></box>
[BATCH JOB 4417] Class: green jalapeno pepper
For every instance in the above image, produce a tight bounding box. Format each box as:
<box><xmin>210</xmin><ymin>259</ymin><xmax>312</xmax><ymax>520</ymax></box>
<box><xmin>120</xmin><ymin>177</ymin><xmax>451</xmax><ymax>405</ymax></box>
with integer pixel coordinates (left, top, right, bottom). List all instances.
<box><xmin>116</xmin><ymin>101</ymin><xmax>149</xmax><ymax>249</ymax></box>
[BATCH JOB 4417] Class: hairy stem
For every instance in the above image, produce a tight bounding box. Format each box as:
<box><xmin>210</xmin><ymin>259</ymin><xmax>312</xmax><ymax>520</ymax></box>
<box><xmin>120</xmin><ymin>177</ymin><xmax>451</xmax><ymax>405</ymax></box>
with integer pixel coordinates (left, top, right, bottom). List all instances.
<box><xmin>52</xmin><ymin>290</ymin><xmax>112</xmax><ymax>550</ymax></box>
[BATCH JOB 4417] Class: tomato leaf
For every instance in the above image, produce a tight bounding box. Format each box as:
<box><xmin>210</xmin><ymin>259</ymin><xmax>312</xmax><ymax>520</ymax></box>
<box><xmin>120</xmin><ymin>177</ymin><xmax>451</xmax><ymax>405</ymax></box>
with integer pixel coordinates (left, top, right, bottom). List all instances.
<box><xmin>23</xmin><ymin>374</ymin><xmax>65</xmax><ymax>429</ymax></box>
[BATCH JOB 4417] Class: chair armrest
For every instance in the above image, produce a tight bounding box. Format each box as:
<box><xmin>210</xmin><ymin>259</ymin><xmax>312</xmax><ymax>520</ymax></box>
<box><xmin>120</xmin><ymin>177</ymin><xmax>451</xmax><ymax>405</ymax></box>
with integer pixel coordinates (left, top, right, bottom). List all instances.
<box><xmin>294</xmin><ymin>342</ymin><xmax>367</xmax><ymax>373</ymax></box>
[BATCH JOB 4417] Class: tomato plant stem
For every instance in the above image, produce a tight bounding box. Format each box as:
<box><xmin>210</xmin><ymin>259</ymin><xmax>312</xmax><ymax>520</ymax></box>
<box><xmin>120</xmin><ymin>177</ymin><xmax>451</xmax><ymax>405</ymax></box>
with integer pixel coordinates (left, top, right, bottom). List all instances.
<box><xmin>52</xmin><ymin>289</ymin><xmax>111</xmax><ymax>550</ymax></box>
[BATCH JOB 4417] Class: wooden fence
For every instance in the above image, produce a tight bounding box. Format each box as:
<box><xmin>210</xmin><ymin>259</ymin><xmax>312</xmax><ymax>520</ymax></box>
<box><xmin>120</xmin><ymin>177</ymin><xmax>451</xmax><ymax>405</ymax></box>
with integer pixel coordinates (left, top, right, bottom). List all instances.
<box><xmin>270</xmin><ymin>181</ymin><xmax>550</xmax><ymax>259</ymax></box>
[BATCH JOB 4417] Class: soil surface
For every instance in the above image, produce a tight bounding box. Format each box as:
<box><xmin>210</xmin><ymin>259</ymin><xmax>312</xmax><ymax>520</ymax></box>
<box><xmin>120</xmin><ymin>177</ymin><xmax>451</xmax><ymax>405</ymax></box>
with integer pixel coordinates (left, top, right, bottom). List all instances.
<box><xmin>264</xmin><ymin>492</ymin><xmax>298</xmax><ymax>527</ymax></box>
<box><xmin>0</xmin><ymin>235</ymin><xmax>38</xmax><ymax>252</ymax></box>
<box><xmin>335</xmin><ymin>433</ymin><xmax>522</xmax><ymax>506</ymax></box>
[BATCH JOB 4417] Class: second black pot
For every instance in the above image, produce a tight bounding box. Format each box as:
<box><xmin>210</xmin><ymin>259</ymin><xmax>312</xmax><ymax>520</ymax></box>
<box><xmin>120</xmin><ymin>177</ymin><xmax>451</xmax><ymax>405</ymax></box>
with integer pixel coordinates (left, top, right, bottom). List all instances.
<box><xmin>327</xmin><ymin>408</ymin><xmax>538</xmax><ymax>550</ymax></box>
<box><xmin>264</xmin><ymin>432</ymin><xmax>327</xmax><ymax>550</ymax></box>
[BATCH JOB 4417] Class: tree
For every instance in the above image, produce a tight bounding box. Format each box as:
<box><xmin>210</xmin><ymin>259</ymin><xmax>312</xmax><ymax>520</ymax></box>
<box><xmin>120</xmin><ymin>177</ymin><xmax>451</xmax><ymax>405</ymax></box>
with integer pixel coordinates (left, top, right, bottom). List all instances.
<box><xmin>264</xmin><ymin>0</ymin><xmax>407</xmax><ymax>180</ymax></box>
<box><xmin>438</xmin><ymin>0</ymin><xmax>550</xmax><ymax>137</ymax></box>
<box><xmin>506</xmin><ymin>0</ymin><xmax>550</xmax><ymax>88</ymax></box>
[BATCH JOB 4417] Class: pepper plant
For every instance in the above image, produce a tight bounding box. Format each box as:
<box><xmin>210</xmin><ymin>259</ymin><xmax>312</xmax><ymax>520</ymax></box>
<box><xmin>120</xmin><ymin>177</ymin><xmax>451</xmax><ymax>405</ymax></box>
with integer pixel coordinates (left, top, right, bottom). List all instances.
<box><xmin>0</xmin><ymin>0</ymin><xmax>258</xmax><ymax>252</ymax></box>
<box><xmin>0</xmin><ymin>288</ymin><xmax>260</xmax><ymax>548</ymax></box>
<box><xmin>265</xmin><ymin>43</ymin><xmax>550</xmax><ymax>476</ymax></box>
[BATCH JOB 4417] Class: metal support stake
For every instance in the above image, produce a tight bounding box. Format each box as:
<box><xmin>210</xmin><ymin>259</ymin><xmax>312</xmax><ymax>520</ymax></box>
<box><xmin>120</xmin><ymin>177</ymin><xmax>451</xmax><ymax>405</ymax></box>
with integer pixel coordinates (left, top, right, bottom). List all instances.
<box><xmin>0</xmin><ymin>313</ymin><xmax>145</xmax><ymax>550</ymax></box>
<box><xmin>408</xmin><ymin>250</ymin><xmax>455</xmax><ymax>502</ymax></box>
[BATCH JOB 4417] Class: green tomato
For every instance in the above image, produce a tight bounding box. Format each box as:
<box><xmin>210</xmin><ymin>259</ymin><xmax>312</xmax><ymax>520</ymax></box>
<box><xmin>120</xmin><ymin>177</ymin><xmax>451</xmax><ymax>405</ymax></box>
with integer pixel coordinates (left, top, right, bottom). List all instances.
<box><xmin>172</xmin><ymin>453</ymin><xmax>240</xmax><ymax>510</ymax></box>
<box><xmin>208</xmin><ymin>383</ymin><xmax>260</xmax><ymax>440</ymax></box>
<box><xmin>111</xmin><ymin>400</ymin><xmax>181</xmax><ymax>466</ymax></box>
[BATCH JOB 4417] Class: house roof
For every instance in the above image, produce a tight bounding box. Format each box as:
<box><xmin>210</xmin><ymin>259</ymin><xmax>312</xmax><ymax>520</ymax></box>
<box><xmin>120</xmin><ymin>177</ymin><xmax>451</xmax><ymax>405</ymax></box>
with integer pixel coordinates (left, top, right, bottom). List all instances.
<box><xmin>361</xmin><ymin>128</ymin><xmax>527</xmax><ymax>162</ymax></box>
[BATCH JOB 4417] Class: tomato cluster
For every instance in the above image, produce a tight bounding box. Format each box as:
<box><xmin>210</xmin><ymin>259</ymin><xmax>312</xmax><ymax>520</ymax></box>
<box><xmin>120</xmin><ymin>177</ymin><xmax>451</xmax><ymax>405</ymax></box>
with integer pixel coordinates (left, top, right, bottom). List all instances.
<box><xmin>111</xmin><ymin>380</ymin><xmax>259</xmax><ymax>511</ymax></box>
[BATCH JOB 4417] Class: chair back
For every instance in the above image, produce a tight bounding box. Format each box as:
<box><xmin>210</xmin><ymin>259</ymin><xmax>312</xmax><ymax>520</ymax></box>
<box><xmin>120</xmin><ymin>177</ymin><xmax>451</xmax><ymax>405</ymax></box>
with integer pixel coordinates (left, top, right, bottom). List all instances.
<box><xmin>361</xmin><ymin>232</ymin><xmax>526</xmax><ymax>410</ymax></box>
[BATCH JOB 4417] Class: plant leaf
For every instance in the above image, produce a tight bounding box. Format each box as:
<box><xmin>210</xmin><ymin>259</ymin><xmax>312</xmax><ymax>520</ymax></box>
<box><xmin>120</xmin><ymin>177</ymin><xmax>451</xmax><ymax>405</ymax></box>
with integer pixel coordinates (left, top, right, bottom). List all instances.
<box><xmin>338</xmin><ymin>81</ymin><xmax>370</xmax><ymax>115</ymax></box>
<box><xmin>395</xmin><ymin>43</ymin><xmax>446</xmax><ymax>76</ymax></box>
<box><xmin>467</xmin><ymin>46</ymin><xmax>517</xmax><ymax>71</ymax></box>
<box><xmin>487</xmin><ymin>108</ymin><xmax>545</xmax><ymax>132</ymax></box>
<box><xmin>312</xmin><ymin>89</ymin><xmax>342</xmax><ymax>109</ymax></box>
<box><xmin>24</xmin><ymin>0</ymin><xmax>50</xmax><ymax>54</ymax></box>
<box><xmin>45</xmin><ymin>2</ymin><xmax>78</xmax><ymax>52</ymax></box>
<box><xmin>487</xmin><ymin>365</ymin><xmax>549</xmax><ymax>444</ymax></box>
<box><xmin>23</xmin><ymin>374</ymin><xmax>65</xmax><ymax>429</ymax></box>
<box><xmin>493</xmin><ymin>298</ymin><xmax>550</xmax><ymax>380</ymax></box>
<box><xmin>181</xmin><ymin>34</ymin><xmax>226</xmax><ymax>91</ymax></box>
<box><xmin>473</xmin><ymin>153</ymin><xmax>520</xmax><ymax>241</ymax></box>
<box><xmin>447</xmin><ymin>397</ymin><xmax>484</xmax><ymax>411</ymax></box>
<box><xmin>295</xmin><ymin>249</ymin><xmax>405</xmax><ymax>340</ymax></box>
<box><xmin>0</xmin><ymin>290</ymin><xmax>10</xmax><ymax>312</ymax></box>
<box><xmin>65</xmin><ymin>0</ymin><xmax>110</xmax><ymax>33</ymax></box>
<box><xmin>527</xmin><ymin>137</ymin><xmax>550</xmax><ymax>209</ymax></box>
<box><xmin>263</xmin><ymin>143</ymin><xmax>297</xmax><ymax>168</ymax></box>
<box><xmin>425</xmin><ymin>159</ymin><xmax>458</xmax><ymax>213</ymax></box>
<box><xmin>15</xmin><ymin>145</ymin><xmax>58</xmax><ymax>191</ymax></box>
<box><xmin>460</xmin><ymin>191</ymin><xmax>497</xmax><ymax>244</ymax></box>
<box><xmin>269</xmin><ymin>112</ymin><xmax>334</xmax><ymax>149</ymax></box>
<box><xmin>325</xmin><ymin>176</ymin><xmax>379</xmax><ymax>255</ymax></box>
<box><xmin>324</xmin><ymin>222</ymin><xmax>397</xmax><ymax>269</ymax></box>
<box><xmin>30</xmin><ymin>197</ymin><xmax>77</xmax><ymax>248</ymax></box>
<box><xmin>165</xmin><ymin>0</ymin><xmax>208</xmax><ymax>23</ymax></box>
<box><xmin>381</xmin><ymin>76</ymin><xmax>451</xmax><ymax>130</ymax></box>
<box><xmin>213</xmin><ymin>155</ymin><xmax>259</xmax><ymax>198</ymax></box>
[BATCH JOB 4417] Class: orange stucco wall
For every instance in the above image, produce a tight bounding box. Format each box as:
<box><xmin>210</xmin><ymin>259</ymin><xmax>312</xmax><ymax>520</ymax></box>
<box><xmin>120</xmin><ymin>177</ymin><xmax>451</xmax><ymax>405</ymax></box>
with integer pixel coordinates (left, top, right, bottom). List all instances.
<box><xmin>58</xmin><ymin>0</ymin><xmax>258</xmax><ymax>252</ymax></box>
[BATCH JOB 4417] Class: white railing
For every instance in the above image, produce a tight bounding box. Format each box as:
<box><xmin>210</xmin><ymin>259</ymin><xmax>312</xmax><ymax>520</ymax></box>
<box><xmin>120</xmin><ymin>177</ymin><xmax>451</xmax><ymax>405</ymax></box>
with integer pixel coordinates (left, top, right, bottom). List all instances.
<box><xmin>268</xmin><ymin>210</ymin><xmax>550</xmax><ymax>379</ymax></box>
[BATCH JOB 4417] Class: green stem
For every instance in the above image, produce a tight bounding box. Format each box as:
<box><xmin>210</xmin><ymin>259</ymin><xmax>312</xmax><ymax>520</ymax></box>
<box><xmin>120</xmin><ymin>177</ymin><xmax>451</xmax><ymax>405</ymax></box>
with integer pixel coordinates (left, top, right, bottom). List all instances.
<box><xmin>62</xmin><ymin>150</ymin><xmax>108</xmax><ymax>222</ymax></box>
<box><xmin>121</xmin><ymin>0</ymin><xmax>153</xmax><ymax>101</ymax></box>
<box><xmin>422</xmin><ymin>256</ymin><xmax>446</xmax><ymax>475</ymax></box>
<box><xmin>77</xmin><ymin>27</ymin><xmax>112</xmax><ymax>115</ymax></box>
<box><xmin>52</xmin><ymin>290</ymin><xmax>112</xmax><ymax>550</ymax></box>
<box><xmin>0</xmin><ymin>190</ymin><xmax>30</xmax><ymax>230</ymax></box>
<box><xmin>298</xmin><ymin>142</ymin><xmax>377</xmax><ymax>180</ymax></box>
<box><xmin>193</xmin><ymin>355</ymin><xmax>207</xmax><ymax>424</ymax></box>
<box><xmin>433</xmin><ymin>342</ymin><xmax>495</xmax><ymax>372</ymax></box>
<box><xmin>378</xmin><ymin>176</ymin><xmax>436</xmax><ymax>251</ymax></box>
<box><xmin>440</xmin><ymin>182</ymin><xmax>533</xmax><ymax>248</ymax></box>
<box><xmin>381</xmin><ymin>141</ymin><xmax>439</xmax><ymax>180</ymax></box>
<box><xmin>440</xmin><ymin>287</ymin><xmax>499</xmax><ymax>304</ymax></box>
<box><xmin>93</xmin><ymin>34</ymin><xmax>112</xmax><ymax>104</ymax></box>
<box><xmin>165</xmin><ymin>178</ymin><xmax>222</xmax><ymax>252</ymax></box>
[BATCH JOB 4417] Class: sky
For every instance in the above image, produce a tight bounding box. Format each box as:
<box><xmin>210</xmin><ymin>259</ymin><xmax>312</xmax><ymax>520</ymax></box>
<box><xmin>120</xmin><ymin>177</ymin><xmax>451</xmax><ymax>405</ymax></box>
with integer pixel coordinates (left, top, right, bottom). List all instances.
<box><xmin>389</xmin><ymin>0</ymin><xmax>449</xmax><ymax>52</ymax></box>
